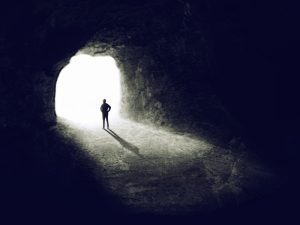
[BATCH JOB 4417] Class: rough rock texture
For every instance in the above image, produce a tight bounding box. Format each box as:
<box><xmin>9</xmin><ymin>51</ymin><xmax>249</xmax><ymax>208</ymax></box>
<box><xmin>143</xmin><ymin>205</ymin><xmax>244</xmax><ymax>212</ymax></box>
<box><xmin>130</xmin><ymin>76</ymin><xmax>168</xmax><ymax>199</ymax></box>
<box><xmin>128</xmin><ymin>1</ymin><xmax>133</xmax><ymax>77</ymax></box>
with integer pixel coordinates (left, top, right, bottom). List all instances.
<box><xmin>0</xmin><ymin>0</ymin><xmax>239</xmax><ymax>145</ymax></box>
<box><xmin>0</xmin><ymin>0</ymin><xmax>293</xmax><ymax>224</ymax></box>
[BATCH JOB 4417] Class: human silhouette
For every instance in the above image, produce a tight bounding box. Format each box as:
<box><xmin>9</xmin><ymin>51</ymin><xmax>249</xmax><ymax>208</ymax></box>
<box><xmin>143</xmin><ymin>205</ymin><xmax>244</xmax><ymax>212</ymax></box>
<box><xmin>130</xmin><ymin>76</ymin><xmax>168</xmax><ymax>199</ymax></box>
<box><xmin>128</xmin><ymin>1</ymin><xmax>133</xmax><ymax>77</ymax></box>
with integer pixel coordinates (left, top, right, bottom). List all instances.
<box><xmin>100</xmin><ymin>99</ymin><xmax>111</xmax><ymax>129</ymax></box>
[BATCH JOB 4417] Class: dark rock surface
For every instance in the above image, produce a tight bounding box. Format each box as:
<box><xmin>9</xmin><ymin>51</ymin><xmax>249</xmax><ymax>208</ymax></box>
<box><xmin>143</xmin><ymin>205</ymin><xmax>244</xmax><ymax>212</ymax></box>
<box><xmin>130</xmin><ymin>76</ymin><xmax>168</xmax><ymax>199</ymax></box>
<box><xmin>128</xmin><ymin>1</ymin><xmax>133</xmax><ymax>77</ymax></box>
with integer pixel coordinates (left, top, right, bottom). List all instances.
<box><xmin>0</xmin><ymin>0</ymin><xmax>296</xmax><ymax>224</ymax></box>
<box><xmin>1</xmin><ymin>0</ymin><xmax>236</xmax><ymax>145</ymax></box>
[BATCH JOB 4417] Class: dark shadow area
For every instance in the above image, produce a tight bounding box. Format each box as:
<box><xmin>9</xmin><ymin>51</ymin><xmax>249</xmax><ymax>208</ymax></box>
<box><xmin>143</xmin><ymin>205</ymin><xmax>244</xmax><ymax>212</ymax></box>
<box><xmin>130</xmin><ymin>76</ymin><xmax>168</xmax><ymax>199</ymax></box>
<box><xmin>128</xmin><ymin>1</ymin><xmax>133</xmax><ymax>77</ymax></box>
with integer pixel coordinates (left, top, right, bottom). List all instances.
<box><xmin>104</xmin><ymin>128</ymin><xmax>143</xmax><ymax>158</ymax></box>
<box><xmin>0</xmin><ymin>0</ymin><xmax>298</xmax><ymax>224</ymax></box>
<box><xmin>0</xmin><ymin>126</ymin><xmax>126</xmax><ymax>225</ymax></box>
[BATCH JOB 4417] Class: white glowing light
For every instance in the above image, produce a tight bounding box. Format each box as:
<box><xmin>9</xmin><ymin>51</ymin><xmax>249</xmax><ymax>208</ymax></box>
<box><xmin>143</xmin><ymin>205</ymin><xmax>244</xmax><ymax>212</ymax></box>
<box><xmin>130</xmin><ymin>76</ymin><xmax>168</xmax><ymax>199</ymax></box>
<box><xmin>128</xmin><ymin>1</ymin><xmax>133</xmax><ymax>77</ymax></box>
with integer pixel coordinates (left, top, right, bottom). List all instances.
<box><xmin>55</xmin><ymin>54</ymin><xmax>121</xmax><ymax>127</ymax></box>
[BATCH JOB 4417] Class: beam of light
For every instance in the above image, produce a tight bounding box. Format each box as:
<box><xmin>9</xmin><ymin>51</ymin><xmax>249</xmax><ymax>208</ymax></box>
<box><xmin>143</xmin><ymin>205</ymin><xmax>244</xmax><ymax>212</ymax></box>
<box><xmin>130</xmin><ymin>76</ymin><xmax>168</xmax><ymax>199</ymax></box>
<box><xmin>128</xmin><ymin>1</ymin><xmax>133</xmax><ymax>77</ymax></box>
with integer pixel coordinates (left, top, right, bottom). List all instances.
<box><xmin>55</xmin><ymin>54</ymin><xmax>121</xmax><ymax>128</ymax></box>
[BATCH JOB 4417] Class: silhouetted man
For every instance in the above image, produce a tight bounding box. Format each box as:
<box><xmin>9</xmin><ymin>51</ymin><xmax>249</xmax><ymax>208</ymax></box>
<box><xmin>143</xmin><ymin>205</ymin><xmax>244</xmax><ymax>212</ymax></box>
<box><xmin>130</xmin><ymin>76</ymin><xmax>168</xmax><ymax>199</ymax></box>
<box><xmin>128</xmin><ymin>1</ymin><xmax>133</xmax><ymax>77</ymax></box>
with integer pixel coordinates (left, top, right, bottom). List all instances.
<box><xmin>100</xmin><ymin>99</ymin><xmax>111</xmax><ymax>129</ymax></box>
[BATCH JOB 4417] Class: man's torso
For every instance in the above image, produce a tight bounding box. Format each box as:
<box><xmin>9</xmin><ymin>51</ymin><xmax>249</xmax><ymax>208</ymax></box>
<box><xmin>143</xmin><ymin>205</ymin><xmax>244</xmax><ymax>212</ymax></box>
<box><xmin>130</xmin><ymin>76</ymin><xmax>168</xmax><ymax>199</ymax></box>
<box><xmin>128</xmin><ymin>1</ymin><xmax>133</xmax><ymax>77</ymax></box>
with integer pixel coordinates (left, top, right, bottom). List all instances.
<box><xmin>101</xmin><ymin>103</ymin><xmax>110</xmax><ymax>113</ymax></box>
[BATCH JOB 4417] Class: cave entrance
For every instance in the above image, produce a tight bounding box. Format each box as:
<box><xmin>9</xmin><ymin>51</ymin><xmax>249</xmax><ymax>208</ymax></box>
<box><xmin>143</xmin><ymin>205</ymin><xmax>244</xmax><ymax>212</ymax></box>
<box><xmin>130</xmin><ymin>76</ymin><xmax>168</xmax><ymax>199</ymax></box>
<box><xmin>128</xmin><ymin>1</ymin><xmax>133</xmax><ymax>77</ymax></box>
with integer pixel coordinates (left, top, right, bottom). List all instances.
<box><xmin>55</xmin><ymin>54</ymin><xmax>121</xmax><ymax>127</ymax></box>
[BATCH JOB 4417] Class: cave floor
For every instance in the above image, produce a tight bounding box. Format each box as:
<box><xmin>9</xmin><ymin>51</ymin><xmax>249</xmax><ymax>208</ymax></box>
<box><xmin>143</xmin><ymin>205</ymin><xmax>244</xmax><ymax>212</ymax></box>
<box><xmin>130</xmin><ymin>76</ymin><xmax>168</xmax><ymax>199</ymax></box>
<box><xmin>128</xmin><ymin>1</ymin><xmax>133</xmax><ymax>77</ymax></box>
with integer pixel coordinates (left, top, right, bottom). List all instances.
<box><xmin>56</xmin><ymin>117</ymin><xmax>275</xmax><ymax>215</ymax></box>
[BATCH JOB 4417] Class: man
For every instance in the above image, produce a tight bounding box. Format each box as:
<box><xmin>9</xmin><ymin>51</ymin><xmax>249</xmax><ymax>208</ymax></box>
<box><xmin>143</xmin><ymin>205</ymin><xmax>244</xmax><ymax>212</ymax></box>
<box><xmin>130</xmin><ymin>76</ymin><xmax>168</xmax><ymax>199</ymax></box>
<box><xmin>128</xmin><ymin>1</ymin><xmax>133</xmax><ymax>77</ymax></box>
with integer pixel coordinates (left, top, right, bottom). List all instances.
<box><xmin>100</xmin><ymin>99</ymin><xmax>111</xmax><ymax>129</ymax></box>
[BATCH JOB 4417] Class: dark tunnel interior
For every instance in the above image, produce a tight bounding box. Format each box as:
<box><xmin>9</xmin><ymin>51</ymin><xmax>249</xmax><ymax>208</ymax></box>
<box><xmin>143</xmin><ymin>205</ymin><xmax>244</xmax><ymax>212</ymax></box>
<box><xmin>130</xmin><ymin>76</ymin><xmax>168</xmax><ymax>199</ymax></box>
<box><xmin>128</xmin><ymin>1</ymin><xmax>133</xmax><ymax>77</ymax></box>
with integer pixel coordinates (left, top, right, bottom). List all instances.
<box><xmin>0</xmin><ymin>0</ymin><xmax>298</xmax><ymax>224</ymax></box>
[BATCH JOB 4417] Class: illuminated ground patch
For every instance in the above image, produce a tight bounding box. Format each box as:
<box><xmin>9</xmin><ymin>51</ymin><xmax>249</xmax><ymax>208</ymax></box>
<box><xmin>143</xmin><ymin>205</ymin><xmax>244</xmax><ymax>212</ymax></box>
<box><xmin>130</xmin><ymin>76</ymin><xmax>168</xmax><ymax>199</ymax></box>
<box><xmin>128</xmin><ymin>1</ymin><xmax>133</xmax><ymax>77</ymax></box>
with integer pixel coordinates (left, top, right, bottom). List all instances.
<box><xmin>56</xmin><ymin>118</ymin><xmax>276</xmax><ymax>214</ymax></box>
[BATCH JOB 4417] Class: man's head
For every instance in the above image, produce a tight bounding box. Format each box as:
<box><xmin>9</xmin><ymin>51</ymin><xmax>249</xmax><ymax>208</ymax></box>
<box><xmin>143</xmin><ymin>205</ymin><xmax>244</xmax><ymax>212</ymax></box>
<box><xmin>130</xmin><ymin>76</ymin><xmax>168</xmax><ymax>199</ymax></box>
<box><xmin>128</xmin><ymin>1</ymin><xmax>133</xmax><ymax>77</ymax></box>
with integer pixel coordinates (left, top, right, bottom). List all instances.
<box><xmin>103</xmin><ymin>99</ymin><xmax>106</xmax><ymax>103</ymax></box>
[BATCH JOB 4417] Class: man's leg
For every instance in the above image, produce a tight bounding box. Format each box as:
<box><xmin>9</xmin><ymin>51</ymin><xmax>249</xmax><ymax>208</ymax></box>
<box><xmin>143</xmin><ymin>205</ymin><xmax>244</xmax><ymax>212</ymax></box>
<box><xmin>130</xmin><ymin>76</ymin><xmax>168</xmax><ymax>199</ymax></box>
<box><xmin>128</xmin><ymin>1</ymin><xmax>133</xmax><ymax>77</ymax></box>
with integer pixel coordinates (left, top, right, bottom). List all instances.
<box><xmin>106</xmin><ymin>115</ymin><xmax>109</xmax><ymax>129</ymax></box>
<box><xmin>102</xmin><ymin>114</ymin><xmax>105</xmax><ymax>128</ymax></box>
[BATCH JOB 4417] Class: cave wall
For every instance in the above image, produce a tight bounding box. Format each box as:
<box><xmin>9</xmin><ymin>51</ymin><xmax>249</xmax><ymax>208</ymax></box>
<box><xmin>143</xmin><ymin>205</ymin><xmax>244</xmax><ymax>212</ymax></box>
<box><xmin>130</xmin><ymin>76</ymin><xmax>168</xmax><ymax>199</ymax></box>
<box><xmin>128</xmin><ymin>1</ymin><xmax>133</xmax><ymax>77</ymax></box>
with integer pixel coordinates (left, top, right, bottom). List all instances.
<box><xmin>0</xmin><ymin>0</ymin><xmax>280</xmax><ymax>149</ymax></box>
<box><xmin>0</xmin><ymin>1</ymin><xmax>295</xmax><ymax>222</ymax></box>
<box><xmin>116</xmin><ymin>39</ymin><xmax>234</xmax><ymax>141</ymax></box>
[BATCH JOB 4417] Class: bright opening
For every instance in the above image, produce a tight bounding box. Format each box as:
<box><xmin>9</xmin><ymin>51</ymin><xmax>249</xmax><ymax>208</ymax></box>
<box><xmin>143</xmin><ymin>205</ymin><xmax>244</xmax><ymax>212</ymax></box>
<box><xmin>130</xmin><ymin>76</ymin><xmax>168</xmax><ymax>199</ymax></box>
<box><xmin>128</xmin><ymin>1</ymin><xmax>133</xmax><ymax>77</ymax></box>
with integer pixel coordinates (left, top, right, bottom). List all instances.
<box><xmin>55</xmin><ymin>54</ymin><xmax>121</xmax><ymax>127</ymax></box>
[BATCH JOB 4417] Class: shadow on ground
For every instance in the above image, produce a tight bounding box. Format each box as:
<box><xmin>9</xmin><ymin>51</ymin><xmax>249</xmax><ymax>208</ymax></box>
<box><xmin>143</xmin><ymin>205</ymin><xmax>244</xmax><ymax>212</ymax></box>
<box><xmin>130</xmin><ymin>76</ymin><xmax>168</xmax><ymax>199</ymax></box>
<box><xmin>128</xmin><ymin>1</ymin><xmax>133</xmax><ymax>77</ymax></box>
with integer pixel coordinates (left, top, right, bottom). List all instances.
<box><xmin>104</xmin><ymin>128</ymin><xmax>143</xmax><ymax>157</ymax></box>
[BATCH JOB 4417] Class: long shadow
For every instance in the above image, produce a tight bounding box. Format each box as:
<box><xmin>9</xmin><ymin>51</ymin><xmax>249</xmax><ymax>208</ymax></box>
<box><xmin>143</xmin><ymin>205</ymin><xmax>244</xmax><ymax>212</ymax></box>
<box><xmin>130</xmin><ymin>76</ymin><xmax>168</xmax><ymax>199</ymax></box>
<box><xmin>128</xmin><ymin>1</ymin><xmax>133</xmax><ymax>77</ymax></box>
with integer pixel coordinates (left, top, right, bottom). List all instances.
<box><xmin>104</xmin><ymin>128</ymin><xmax>143</xmax><ymax>158</ymax></box>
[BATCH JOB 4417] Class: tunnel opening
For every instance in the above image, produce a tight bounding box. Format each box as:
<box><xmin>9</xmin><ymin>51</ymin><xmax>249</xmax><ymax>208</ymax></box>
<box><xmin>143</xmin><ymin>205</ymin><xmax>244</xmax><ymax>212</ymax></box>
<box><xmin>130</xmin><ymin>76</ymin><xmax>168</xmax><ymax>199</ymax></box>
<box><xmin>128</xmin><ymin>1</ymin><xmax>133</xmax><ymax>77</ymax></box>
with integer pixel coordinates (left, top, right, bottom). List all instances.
<box><xmin>55</xmin><ymin>54</ymin><xmax>121</xmax><ymax>128</ymax></box>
